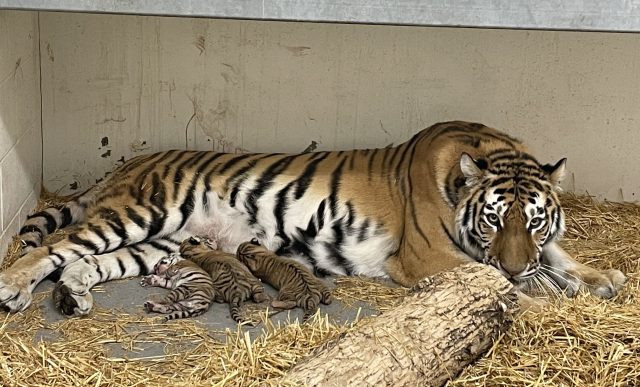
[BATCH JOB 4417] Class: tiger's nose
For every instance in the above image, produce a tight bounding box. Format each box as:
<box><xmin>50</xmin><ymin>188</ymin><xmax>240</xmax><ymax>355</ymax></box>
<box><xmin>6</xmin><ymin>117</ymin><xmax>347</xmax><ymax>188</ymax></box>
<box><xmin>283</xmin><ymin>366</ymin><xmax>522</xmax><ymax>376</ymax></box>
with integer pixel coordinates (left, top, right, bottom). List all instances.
<box><xmin>496</xmin><ymin>261</ymin><xmax>529</xmax><ymax>278</ymax></box>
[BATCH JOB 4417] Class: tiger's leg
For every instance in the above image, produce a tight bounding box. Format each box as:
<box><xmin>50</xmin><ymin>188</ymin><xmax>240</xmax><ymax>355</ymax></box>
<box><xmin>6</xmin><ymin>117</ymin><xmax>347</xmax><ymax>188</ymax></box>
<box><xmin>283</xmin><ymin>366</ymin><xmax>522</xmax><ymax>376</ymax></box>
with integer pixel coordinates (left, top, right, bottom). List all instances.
<box><xmin>540</xmin><ymin>242</ymin><xmax>626</xmax><ymax>298</ymax></box>
<box><xmin>271</xmin><ymin>291</ymin><xmax>297</xmax><ymax>310</ymax></box>
<box><xmin>18</xmin><ymin>189</ymin><xmax>94</xmax><ymax>255</ymax></box>
<box><xmin>54</xmin><ymin>236</ymin><xmax>184</xmax><ymax>316</ymax></box>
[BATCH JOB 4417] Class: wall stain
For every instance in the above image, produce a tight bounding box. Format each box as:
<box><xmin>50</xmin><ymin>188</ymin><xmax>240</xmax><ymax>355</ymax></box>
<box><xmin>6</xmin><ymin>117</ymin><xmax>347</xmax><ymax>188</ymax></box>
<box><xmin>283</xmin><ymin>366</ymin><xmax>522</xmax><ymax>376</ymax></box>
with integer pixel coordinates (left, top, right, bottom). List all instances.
<box><xmin>101</xmin><ymin>136</ymin><xmax>109</xmax><ymax>147</ymax></box>
<box><xmin>95</xmin><ymin>117</ymin><xmax>126</xmax><ymax>125</ymax></box>
<box><xmin>283</xmin><ymin>45</ymin><xmax>311</xmax><ymax>57</ymax></box>
<box><xmin>194</xmin><ymin>36</ymin><xmax>206</xmax><ymax>55</ymax></box>
<box><xmin>46</xmin><ymin>43</ymin><xmax>54</xmax><ymax>62</ymax></box>
<box><xmin>130</xmin><ymin>140</ymin><xmax>150</xmax><ymax>152</ymax></box>
<box><xmin>101</xmin><ymin>150</ymin><xmax>112</xmax><ymax>158</ymax></box>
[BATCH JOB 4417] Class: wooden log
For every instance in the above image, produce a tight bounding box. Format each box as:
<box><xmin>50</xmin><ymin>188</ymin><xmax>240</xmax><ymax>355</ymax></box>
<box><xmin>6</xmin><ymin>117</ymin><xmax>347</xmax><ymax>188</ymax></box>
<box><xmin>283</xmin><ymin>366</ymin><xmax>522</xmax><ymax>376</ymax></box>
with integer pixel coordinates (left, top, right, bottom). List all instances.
<box><xmin>286</xmin><ymin>262</ymin><xmax>518</xmax><ymax>386</ymax></box>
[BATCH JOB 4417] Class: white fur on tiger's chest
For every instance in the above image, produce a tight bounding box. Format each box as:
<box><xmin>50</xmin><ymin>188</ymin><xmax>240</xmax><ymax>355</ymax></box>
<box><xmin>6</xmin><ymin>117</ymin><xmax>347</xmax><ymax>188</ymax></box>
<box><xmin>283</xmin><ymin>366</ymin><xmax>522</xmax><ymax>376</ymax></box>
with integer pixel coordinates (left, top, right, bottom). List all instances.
<box><xmin>184</xmin><ymin>189</ymin><xmax>394</xmax><ymax>278</ymax></box>
<box><xmin>184</xmin><ymin>192</ymin><xmax>257</xmax><ymax>254</ymax></box>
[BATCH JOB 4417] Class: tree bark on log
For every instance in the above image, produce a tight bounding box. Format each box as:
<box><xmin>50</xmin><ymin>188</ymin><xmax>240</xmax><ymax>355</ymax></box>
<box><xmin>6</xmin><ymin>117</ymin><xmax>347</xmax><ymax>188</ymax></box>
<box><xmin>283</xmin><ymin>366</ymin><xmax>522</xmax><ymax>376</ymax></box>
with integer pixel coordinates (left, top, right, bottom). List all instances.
<box><xmin>286</xmin><ymin>262</ymin><xmax>519</xmax><ymax>386</ymax></box>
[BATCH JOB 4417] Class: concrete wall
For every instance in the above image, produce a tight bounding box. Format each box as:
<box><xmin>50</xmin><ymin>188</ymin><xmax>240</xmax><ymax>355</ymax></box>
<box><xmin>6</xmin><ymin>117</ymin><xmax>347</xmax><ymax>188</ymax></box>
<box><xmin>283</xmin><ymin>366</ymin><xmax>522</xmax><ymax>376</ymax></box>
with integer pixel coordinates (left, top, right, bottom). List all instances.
<box><xmin>0</xmin><ymin>11</ymin><xmax>42</xmax><ymax>259</ymax></box>
<box><xmin>37</xmin><ymin>12</ymin><xmax>640</xmax><ymax>201</ymax></box>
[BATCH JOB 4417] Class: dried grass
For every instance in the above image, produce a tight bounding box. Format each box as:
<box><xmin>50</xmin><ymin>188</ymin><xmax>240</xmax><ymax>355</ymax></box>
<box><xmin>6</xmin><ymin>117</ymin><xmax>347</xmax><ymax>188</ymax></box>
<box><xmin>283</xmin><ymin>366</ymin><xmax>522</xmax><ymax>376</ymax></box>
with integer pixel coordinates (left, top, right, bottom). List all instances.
<box><xmin>0</xmin><ymin>193</ymin><xmax>638</xmax><ymax>386</ymax></box>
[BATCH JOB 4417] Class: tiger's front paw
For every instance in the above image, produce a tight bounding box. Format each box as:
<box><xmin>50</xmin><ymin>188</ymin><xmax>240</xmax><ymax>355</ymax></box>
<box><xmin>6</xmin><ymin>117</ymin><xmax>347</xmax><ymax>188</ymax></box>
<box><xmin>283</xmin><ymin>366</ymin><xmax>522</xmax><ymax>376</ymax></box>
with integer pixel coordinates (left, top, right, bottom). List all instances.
<box><xmin>584</xmin><ymin>269</ymin><xmax>626</xmax><ymax>299</ymax></box>
<box><xmin>0</xmin><ymin>272</ymin><xmax>34</xmax><ymax>312</ymax></box>
<box><xmin>52</xmin><ymin>281</ymin><xmax>94</xmax><ymax>316</ymax></box>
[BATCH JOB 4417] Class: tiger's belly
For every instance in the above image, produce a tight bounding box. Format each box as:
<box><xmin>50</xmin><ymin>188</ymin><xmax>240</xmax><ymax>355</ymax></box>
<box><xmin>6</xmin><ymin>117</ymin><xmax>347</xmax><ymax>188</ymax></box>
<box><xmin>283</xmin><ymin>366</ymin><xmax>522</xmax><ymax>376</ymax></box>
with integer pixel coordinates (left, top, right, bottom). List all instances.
<box><xmin>184</xmin><ymin>191</ymin><xmax>395</xmax><ymax>278</ymax></box>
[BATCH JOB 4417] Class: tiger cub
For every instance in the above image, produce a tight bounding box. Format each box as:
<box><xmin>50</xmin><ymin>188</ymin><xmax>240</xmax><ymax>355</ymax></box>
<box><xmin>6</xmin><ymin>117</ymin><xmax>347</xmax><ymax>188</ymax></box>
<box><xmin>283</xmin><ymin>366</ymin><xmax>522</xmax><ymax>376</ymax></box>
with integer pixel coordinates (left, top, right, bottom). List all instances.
<box><xmin>179</xmin><ymin>236</ymin><xmax>270</xmax><ymax>323</ymax></box>
<box><xmin>236</xmin><ymin>239</ymin><xmax>332</xmax><ymax>321</ymax></box>
<box><xmin>140</xmin><ymin>253</ymin><xmax>215</xmax><ymax>321</ymax></box>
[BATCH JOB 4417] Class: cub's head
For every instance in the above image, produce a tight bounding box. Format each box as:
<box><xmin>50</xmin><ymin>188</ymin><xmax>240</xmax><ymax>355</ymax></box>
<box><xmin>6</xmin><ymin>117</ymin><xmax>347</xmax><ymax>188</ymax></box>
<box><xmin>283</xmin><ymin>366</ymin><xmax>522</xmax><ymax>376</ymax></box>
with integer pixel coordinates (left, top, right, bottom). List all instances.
<box><xmin>179</xmin><ymin>236</ymin><xmax>217</xmax><ymax>256</ymax></box>
<box><xmin>455</xmin><ymin>150</ymin><xmax>567</xmax><ymax>282</ymax></box>
<box><xmin>154</xmin><ymin>253</ymin><xmax>183</xmax><ymax>275</ymax></box>
<box><xmin>236</xmin><ymin>238</ymin><xmax>266</xmax><ymax>272</ymax></box>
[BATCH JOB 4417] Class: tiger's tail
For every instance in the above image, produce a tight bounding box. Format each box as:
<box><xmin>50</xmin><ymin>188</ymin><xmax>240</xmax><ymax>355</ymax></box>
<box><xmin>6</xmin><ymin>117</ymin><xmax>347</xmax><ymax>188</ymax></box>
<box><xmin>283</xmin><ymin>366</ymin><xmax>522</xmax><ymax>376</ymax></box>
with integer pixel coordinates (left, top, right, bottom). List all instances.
<box><xmin>229</xmin><ymin>295</ymin><xmax>244</xmax><ymax>323</ymax></box>
<box><xmin>163</xmin><ymin>307</ymin><xmax>207</xmax><ymax>321</ymax></box>
<box><xmin>321</xmin><ymin>288</ymin><xmax>332</xmax><ymax>305</ymax></box>
<box><xmin>18</xmin><ymin>188</ymin><xmax>95</xmax><ymax>255</ymax></box>
<box><xmin>301</xmin><ymin>294</ymin><xmax>320</xmax><ymax>322</ymax></box>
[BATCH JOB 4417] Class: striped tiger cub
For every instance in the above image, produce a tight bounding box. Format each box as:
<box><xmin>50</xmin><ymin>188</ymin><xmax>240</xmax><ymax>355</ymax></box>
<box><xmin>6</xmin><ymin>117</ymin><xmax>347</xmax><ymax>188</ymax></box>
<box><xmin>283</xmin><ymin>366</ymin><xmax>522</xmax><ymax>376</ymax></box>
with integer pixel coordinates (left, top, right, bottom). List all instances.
<box><xmin>237</xmin><ymin>239</ymin><xmax>332</xmax><ymax>321</ymax></box>
<box><xmin>140</xmin><ymin>253</ymin><xmax>215</xmax><ymax>321</ymax></box>
<box><xmin>179</xmin><ymin>236</ymin><xmax>270</xmax><ymax>323</ymax></box>
<box><xmin>1</xmin><ymin>121</ymin><xmax>626</xmax><ymax>316</ymax></box>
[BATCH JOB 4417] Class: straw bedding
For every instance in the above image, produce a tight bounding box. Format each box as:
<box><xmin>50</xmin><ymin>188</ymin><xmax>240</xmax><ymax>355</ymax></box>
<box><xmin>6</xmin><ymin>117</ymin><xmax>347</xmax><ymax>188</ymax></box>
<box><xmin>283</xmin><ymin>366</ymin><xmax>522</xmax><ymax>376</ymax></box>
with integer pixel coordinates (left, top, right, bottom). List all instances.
<box><xmin>0</xmin><ymin>193</ymin><xmax>638</xmax><ymax>386</ymax></box>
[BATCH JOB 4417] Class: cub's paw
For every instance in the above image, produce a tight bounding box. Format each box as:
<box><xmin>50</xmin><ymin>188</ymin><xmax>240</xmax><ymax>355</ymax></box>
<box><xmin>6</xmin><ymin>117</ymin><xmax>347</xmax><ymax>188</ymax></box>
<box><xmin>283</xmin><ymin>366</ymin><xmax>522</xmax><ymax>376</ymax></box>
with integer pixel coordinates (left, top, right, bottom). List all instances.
<box><xmin>585</xmin><ymin>269</ymin><xmax>627</xmax><ymax>299</ymax></box>
<box><xmin>52</xmin><ymin>281</ymin><xmax>94</xmax><ymax>316</ymax></box>
<box><xmin>144</xmin><ymin>300</ymin><xmax>169</xmax><ymax>313</ymax></box>
<box><xmin>140</xmin><ymin>275</ymin><xmax>161</xmax><ymax>287</ymax></box>
<box><xmin>0</xmin><ymin>273</ymin><xmax>34</xmax><ymax>312</ymax></box>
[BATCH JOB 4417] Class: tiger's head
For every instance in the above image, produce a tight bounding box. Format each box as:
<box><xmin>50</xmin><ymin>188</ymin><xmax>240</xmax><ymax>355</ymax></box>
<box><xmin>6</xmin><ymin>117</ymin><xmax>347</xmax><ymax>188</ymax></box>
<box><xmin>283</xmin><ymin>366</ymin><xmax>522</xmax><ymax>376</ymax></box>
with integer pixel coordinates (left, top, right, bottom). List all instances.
<box><xmin>236</xmin><ymin>238</ymin><xmax>266</xmax><ymax>272</ymax></box>
<box><xmin>179</xmin><ymin>236</ymin><xmax>218</xmax><ymax>256</ymax></box>
<box><xmin>455</xmin><ymin>150</ymin><xmax>567</xmax><ymax>282</ymax></box>
<box><xmin>154</xmin><ymin>253</ymin><xmax>183</xmax><ymax>275</ymax></box>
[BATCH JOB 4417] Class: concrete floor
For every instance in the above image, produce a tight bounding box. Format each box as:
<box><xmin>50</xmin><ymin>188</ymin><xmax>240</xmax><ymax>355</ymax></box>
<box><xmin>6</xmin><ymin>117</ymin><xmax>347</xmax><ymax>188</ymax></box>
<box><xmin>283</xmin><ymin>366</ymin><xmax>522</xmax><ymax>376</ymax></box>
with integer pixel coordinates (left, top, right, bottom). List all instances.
<box><xmin>30</xmin><ymin>276</ymin><xmax>381</xmax><ymax>359</ymax></box>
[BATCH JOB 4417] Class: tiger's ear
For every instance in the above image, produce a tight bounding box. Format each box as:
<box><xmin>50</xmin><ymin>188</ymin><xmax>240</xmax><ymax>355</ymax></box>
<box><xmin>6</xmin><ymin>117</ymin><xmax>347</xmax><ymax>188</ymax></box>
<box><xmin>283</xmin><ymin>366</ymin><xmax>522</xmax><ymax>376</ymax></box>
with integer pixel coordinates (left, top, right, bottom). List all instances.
<box><xmin>460</xmin><ymin>153</ymin><xmax>487</xmax><ymax>183</ymax></box>
<box><xmin>542</xmin><ymin>158</ymin><xmax>567</xmax><ymax>188</ymax></box>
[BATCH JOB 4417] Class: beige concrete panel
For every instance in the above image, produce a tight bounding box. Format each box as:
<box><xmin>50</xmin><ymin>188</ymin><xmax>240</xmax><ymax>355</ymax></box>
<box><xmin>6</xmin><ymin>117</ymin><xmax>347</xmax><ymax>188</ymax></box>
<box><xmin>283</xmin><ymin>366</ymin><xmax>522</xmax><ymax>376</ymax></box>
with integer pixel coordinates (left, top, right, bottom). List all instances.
<box><xmin>40</xmin><ymin>13</ymin><xmax>640</xmax><ymax>201</ymax></box>
<box><xmin>0</xmin><ymin>10</ymin><xmax>41</xmax><ymax>257</ymax></box>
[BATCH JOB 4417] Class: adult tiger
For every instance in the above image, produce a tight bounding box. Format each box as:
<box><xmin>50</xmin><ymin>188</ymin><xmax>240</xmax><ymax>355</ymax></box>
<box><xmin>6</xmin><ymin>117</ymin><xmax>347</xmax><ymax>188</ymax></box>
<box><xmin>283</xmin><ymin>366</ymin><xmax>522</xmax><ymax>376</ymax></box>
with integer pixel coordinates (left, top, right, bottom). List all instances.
<box><xmin>0</xmin><ymin>121</ymin><xmax>626</xmax><ymax>315</ymax></box>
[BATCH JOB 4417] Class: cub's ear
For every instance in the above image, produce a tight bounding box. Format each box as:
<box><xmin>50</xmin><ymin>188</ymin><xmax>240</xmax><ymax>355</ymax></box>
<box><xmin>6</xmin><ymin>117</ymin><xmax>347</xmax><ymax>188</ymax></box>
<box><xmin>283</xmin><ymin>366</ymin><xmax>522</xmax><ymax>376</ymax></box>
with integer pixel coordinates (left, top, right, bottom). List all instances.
<box><xmin>460</xmin><ymin>153</ymin><xmax>487</xmax><ymax>182</ymax></box>
<box><xmin>542</xmin><ymin>158</ymin><xmax>567</xmax><ymax>188</ymax></box>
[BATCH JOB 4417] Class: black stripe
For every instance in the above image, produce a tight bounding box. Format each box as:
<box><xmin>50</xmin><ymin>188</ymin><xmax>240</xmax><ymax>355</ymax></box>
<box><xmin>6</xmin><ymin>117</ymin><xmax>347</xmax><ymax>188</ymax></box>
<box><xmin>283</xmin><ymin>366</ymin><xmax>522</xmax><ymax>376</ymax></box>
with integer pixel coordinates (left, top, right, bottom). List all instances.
<box><xmin>367</xmin><ymin>148</ymin><xmax>378</xmax><ymax>182</ymax></box>
<box><xmin>22</xmin><ymin>240</ymin><xmax>38</xmax><ymax>248</ymax></box>
<box><xmin>86</xmin><ymin>224</ymin><xmax>109</xmax><ymax>249</ymax></box>
<box><xmin>19</xmin><ymin>225</ymin><xmax>43</xmax><ymax>236</ymax></box>
<box><xmin>358</xmin><ymin>218</ymin><xmax>370</xmax><ymax>242</ymax></box>
<box><xmin>117</xmin><ymin>257</ymin><xmax>127</xmax><ymax>276</ymax></box>
<box><xmin>129</xmin><ymin>250</ymin><xmax>150</xmax><ymax>275</ymax></box>
<box><xmin>294</xmin><ymin>152</ymin><xmax>330</xmax><ymax>199</ymax></box>
<box><xmin>129</xmin><ymin>244</ymin><xmax>144</xmax><ymax>253</ymax></box>
<box><xmin>274</xmin><ymin>182</ymin><xmax>294</xmax><ymax>244</ymax></box>
<box><xmin>246</xmin><ymin>155</ymin><xmax>297</xmax><ymax>224</ymax></box>
<box><xmin>51</xmin><ymin>252</ymin><xmax>66</xmax><ymax>266</ymax></box>
<box><xmin>60</xmin><ymin>207</ymin><xmax>73</xmax><ymax>227</ymax></box>
<box><xmin>329</xmin><ymin>157</ymin><xmax>348</xmax><ymax>218</ymax></box>
<box><xmin>93</xmin><ymin>259</ymin><xmax>105</xmax><ymax>280</ymax></box>
<box><xmin>68</xmin><ymin>233</ymin><xmax>99</xmax><ymax>253</ymax></box>
<box><xmin>172</xmin><ymin>151</ymin><xmax>209</xmax><ymax>201</ymax></box>
<box><xmin>440</xmin><ymin>218</ymin><xmax>465</xmax><ymax>254</ymax></box>
<box><xmin>40</xmin><ymin>212</ymin><xmax>58</xmax><ymax>234</ymax></box>
<box><xmin>161</xmin><ymin>151</ymin><xmax>189</xmax><ymax>179</ymax></box>
<box><xmin>177</xmin><ymin>176</ymin><xmax>198</xmax><ymax>229</ymax></box>
<box><xmin>147</xmin><ymin>240</ymin><xmax>174</xmax><ymax>255</ymax></box>
<box><xmin>405</xmin><ymin>134</ymin><xmax>431</xmax><ymax>248</ymax></box>
<box><xmin>316</xmin><ymin>199</ymin><xmax>326</xmax><ymax>230</ymax></box>
<box><xmin>217</xmin><ymin>154</ymin><xmax>254</xmax><ymax>174</ymax></box>
<box><xmin>125</xmin><ymin>206</ymin><xmax>147</xmax><ymax>228</ymax></box>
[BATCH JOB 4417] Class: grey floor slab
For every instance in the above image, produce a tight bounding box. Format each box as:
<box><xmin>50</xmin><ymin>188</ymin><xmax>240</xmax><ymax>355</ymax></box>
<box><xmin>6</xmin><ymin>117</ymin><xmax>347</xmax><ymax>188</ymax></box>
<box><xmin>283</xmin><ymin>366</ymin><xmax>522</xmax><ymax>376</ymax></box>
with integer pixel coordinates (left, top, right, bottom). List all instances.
<box><xmin>30</xmin><ymin>276</ymin><xmax>382</xmax><ymax>359</ymax></box>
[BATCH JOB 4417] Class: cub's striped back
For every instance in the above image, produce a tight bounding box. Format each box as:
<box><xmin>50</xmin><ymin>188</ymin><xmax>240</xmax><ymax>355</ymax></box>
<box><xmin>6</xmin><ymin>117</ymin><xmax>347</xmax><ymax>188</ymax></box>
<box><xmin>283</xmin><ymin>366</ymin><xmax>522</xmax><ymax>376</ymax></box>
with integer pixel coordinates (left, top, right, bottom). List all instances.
<box><xmin>237</xmin><ymin>239</ymin><xmax>332</xmax><ymax>321</ymax></box>
<box><xmin>140</xmin><ymin>253</ymin><xmax>215</xmax><ymax>321</ymax></box>
<box><xmin>179</xmin><ymin>237</ymin><xmax>269</xmax><ymax>323</ymax></box>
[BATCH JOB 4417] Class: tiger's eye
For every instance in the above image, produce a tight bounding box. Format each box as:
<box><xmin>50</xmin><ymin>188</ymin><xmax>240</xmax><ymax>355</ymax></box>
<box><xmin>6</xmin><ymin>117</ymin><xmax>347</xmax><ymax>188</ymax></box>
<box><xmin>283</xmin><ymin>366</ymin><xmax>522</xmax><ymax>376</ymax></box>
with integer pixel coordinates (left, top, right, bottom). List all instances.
<box><xmin>486</xmin><ymin>213</ymin><xmax>500</xmax><ymax>226</ymax></box>
<box><xmin>530</xmin><ymin>218</ymin><xmax>542</xmax><ymax>227</ymax></box>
